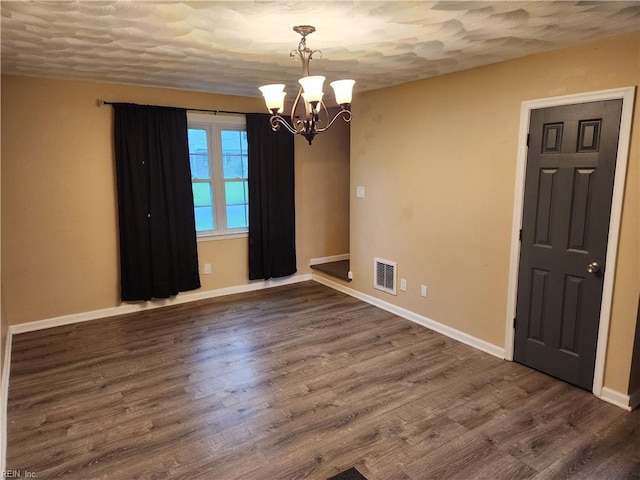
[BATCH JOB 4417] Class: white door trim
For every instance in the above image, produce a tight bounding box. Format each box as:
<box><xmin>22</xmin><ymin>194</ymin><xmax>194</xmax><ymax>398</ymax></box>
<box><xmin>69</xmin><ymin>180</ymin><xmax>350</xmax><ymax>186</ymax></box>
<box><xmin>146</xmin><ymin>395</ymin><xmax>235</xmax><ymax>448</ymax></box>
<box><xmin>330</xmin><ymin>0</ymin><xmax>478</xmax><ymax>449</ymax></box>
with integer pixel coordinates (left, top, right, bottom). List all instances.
<box><xmin>505</xmin><ymin>86</ymin><xmax>636</xmax><ymax>397</ymax></box>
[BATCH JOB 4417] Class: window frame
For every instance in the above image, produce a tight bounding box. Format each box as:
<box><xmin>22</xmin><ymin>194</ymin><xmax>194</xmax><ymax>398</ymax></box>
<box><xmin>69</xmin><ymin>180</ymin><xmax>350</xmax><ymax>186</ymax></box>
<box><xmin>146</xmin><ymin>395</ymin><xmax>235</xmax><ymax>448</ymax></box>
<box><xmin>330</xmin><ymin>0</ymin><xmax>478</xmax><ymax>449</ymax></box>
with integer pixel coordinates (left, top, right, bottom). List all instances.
<box><xmin>187</xmin><ymin>112</ymin><xmax>248</xmax><ymax>239</ymax></box>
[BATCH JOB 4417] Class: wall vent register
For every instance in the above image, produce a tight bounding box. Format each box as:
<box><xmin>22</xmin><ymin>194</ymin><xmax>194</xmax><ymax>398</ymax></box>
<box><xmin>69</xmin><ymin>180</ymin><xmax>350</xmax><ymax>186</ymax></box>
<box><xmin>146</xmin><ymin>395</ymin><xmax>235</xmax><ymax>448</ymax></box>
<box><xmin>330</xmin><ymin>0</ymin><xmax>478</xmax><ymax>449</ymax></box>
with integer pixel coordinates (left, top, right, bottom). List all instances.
<box><xmin>374</xmin><ymin>258</ymin><xmax>397</xmax><ymax>295</ymax></box>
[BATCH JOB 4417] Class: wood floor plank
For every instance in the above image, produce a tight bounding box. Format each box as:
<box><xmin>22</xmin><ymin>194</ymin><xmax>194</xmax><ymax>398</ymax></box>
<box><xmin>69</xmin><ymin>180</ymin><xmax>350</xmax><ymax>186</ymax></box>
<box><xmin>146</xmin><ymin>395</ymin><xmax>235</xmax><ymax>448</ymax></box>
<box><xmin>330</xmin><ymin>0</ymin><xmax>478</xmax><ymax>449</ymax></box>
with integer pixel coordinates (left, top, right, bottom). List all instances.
<box><xmin>7</xmin><ymin>281</ymin><xmax>639</xmax><ymax>479</ymax></box>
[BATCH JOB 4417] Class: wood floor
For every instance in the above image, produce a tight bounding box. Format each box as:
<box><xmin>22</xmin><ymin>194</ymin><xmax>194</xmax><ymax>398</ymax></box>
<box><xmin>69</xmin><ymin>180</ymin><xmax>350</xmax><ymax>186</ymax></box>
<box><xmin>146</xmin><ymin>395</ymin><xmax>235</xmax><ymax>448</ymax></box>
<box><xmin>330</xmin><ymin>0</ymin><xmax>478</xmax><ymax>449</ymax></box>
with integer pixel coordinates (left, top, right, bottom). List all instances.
<box><xmin>310</xmin><ymin>260</ymin><xmax>351</xmax><ymax>282</ymax></box>
<box><xmin>7</xmin><ymin>282</ymin><xmax>639</xmax><ymax>479</ymax></box>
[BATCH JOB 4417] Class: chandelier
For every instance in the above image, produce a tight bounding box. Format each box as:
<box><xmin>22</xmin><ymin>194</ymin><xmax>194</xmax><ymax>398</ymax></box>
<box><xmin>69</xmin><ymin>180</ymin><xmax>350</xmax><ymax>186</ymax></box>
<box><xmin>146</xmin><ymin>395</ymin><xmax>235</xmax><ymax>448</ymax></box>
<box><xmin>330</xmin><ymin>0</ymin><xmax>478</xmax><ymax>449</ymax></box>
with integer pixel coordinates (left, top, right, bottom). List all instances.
<box><xmin>259</xmin><ymin>25</ymin><xmax>355</xmax><ymax>145</ymax></box>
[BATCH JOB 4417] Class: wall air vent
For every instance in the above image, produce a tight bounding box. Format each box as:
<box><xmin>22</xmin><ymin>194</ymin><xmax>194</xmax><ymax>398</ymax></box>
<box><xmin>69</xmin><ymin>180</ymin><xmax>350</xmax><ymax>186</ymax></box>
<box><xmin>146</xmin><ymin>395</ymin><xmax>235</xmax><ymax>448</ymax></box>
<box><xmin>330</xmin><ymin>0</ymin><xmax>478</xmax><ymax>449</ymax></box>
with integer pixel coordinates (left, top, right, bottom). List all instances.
<box><xmin>374</xmin><ymin>257</ymin><xmax>397</xmax><ymax>295</ymax></box>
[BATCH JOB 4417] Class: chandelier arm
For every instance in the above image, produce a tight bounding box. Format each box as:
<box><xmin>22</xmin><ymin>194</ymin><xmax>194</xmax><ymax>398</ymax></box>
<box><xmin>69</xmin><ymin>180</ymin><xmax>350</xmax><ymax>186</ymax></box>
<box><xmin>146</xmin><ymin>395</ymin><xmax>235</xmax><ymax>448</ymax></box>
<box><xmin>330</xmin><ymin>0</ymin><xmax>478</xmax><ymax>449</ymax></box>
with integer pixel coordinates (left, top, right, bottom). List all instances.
<box><xmin>315</xmin><ymin>108</ymin><xmax>352</xmax><ymax>133</ymax></box>
<box><xmin>318</xmin><ymin>100</ymin><xmax>329</xmax><ymax>127</ymax></box>
<box><xmin>269</xmin><ymin>115</ymin><xmax>300</xmax><ymax>135</ymax></box>
<box><xmin>290</xmin><ymin>87</ymin><xmax>304</xmax><ymax>128</ymax></box>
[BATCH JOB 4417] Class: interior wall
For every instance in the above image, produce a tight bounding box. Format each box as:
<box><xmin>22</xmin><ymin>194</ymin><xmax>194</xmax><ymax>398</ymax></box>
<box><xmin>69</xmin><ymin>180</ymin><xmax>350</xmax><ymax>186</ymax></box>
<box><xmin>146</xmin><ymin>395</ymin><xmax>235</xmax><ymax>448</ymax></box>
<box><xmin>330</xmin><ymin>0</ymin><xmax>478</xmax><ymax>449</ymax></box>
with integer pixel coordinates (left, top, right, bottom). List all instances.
<box><xmin>1</xmin><ymin>75</ymin><xmax>350</xmax><ymax>326</ymax></box>
<box><xmin>1</xmin><ymin>104</ymin><xmax>3</xmax><ymax>374</ymax></box>
<box><xmin>629</xmin><ymin>297</ymin><xmax>640</xmax><ymax>394</ymax></box>
<box><xmin>1</xmin><ymin>291</ymin><xmax>5</xmax><ymax>372</ymax></box>
<box><xmin>296</xmin><ymin>112</ymin><xmax>350</xmax><ymax>262</ymax></box>
<box><xmin>350</xmin><ymin>32</ymin><xmax>639</xmax><ymax>395</ymax></box>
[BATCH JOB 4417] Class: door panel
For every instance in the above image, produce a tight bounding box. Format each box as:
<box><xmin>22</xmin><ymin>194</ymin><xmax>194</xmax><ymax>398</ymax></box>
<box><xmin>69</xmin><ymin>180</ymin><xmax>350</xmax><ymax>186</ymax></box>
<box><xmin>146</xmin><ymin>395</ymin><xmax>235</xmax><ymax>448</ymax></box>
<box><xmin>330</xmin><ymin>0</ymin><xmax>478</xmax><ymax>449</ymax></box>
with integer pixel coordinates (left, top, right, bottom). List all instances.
<box><xmin>514</xmin><ymin>100</ymin><xmax>623</xmax><ymax>390</ymax></box>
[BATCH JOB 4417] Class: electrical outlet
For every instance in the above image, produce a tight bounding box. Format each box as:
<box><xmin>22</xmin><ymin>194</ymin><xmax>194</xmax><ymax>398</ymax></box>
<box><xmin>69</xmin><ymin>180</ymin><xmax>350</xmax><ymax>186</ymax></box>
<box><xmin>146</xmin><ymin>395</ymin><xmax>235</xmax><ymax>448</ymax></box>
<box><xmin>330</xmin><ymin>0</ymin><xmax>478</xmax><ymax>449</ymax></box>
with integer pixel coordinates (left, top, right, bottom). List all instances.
<box><xmin>421</xmin><ymin>285</ymin><xmax>427</xmax><ymax>297</ymax></box>
<box><xmin>204</xmin><ymin>263</ymin><xmax>211</xmax><ymax>274</ymax></box>
<box><xmin>400</xmin><ymin>278</ymin><xmax>407</xmax><ymax>291</ymax></box>
<box><xmin>347</xmin><ymin>270</ymin><xmax>353</xmax><ymax>280</ymax></box>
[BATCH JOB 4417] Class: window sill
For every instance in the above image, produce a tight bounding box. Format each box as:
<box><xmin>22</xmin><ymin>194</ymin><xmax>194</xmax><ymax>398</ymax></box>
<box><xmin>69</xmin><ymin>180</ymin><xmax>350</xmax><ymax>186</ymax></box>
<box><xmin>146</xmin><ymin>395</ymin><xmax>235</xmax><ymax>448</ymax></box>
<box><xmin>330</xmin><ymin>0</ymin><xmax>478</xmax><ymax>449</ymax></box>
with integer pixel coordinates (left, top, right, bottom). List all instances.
<box><xmin>197</xmin><ymin>232</ymin><xmax>248</xmax><ymax>242</ymax></box>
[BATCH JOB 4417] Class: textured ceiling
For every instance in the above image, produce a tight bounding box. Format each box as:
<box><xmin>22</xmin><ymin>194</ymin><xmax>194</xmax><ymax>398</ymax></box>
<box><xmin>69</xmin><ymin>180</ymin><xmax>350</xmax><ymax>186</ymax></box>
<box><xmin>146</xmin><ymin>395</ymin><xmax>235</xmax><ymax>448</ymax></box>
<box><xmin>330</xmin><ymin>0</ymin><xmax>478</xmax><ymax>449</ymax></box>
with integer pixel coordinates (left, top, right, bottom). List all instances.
<box><xmin>2</xmin><ymin>1</ymin><xmax>639</xmax><ymax>99</ymax></box>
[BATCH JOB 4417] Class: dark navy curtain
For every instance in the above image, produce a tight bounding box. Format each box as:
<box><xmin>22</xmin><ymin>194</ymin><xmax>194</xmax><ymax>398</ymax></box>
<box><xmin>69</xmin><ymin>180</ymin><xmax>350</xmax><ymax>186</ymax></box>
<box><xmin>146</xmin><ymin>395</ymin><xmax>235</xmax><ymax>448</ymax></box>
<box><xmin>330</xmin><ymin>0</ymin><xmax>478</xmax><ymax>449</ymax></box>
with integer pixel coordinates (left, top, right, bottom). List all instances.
<box><xmin>113</xmin><ymin>103</ymin><xmax>200</xmax><ymax>301</ymax></box>
<box><xmin>246</xmin><ymin>113</ymin><xmax>297</xmax><ymax>280</ymax></box>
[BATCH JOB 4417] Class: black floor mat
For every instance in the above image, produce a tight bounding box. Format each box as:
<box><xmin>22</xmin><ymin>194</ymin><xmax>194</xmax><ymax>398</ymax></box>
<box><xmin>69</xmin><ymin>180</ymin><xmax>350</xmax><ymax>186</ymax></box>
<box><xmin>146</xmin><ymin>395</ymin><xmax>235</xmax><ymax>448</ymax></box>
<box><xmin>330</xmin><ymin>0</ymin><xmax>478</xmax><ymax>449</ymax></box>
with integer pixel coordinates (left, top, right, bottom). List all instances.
<box><xmin>327</xmin><ymin>467</ymin><xmax>368</xmax><ymax>480</ymax></box>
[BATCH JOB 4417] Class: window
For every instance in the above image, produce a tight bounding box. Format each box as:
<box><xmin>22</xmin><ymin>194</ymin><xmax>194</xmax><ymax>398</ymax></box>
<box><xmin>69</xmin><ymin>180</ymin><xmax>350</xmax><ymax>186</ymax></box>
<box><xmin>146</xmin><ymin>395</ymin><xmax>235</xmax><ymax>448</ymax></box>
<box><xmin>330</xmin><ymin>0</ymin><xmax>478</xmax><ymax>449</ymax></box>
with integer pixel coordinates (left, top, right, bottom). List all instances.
<box><xmin>187</xmin><ymin>113</ymin><xmax>248</xmax><ymax>237</ymax></box>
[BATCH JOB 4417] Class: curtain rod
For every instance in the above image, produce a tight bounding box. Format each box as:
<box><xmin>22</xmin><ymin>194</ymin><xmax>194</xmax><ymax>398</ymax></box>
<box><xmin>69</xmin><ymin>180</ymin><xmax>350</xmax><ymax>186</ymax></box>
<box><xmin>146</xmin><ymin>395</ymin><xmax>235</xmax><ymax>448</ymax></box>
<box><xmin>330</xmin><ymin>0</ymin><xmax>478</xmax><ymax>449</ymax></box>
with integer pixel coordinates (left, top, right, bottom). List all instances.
<box><xmin>98</xmin><ymin>99</ymin><xmax>251</xmax><ymax>116</ymax></box>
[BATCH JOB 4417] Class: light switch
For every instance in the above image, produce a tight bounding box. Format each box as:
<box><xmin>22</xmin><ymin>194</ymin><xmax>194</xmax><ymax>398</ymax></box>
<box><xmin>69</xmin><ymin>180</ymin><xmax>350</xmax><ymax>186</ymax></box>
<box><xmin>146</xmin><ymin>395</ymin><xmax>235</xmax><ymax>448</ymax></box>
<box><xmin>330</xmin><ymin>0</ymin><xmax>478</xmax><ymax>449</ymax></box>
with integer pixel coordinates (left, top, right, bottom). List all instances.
<box><xmin>356</xmin><ymin>186</ymin><xmax>365</xmax><ymax>198</ymax></box>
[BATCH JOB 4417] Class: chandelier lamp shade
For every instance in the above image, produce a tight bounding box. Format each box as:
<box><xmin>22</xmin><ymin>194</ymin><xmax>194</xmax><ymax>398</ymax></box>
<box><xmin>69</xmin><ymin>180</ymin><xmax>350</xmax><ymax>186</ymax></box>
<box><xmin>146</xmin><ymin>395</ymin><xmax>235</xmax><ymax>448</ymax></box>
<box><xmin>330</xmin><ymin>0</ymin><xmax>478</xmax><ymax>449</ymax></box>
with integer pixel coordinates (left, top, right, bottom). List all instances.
<box><xmin>259</xmin><ymin>25</ymin><xmax>355</xmax><ymax>145</ymax></box>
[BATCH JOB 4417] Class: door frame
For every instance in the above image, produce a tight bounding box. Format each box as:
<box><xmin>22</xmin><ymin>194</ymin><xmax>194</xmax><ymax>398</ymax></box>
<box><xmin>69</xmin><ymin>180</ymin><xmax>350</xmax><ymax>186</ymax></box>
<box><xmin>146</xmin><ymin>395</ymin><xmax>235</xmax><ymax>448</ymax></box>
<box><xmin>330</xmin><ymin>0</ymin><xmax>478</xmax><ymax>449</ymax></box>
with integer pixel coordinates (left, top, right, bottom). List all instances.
<box><xmin>504</xmin><ymin>86</ymin><xmax>636</xmax><ymax>397</ymax></box>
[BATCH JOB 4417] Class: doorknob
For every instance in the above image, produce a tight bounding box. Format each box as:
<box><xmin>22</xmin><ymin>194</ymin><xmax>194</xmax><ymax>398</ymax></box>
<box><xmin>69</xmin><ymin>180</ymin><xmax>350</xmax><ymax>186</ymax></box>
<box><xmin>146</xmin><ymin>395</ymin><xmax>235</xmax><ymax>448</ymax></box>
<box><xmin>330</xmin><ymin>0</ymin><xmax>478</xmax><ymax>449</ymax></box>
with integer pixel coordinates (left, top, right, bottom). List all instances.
<box><xmin>587</xmin><ymin>261</ymin><xmax>601</xmax><ymax>274</ymax></box>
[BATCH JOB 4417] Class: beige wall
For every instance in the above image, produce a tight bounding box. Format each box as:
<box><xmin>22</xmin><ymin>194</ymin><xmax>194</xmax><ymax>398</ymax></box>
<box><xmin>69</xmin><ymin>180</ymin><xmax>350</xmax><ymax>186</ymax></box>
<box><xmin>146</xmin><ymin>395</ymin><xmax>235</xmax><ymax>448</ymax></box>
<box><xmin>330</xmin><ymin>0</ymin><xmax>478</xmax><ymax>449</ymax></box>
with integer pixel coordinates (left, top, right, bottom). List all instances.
<box><xmin>630</xmin><ymin>299</ymin><xmax>640</xmax><ymax>393</ymax></box>
<box><xmin>296</xmin><ymin>112</ymin><xmax>350</xmax><ymax>262</ymax></box>
<box><xmin>1</xmin><ymin>76</ymin><xmax>350</xmax><ymax>325</ymax></box>
<box><xmin>1</xmin><ymin>291</ymin><xmax>5</xmax><ymax>373</ymax></box>
<box><xmin>350</xmin><ymin>33</ymin><xmax>639</xmax><ymax>395</ymax></box>
<box><xmin>1</xmin><ymin>94</ymin><xmax>3</xmax><ymax>374</ymax></box>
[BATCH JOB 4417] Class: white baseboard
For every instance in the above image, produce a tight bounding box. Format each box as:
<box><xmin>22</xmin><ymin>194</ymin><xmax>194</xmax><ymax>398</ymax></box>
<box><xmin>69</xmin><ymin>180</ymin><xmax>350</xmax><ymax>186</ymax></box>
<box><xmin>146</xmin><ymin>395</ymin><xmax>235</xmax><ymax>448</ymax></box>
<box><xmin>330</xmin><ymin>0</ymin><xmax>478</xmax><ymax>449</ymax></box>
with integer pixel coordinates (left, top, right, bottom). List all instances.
<box><xmin>1</xmin><ymin>330</ymin><xmax>12</xmax><ymax>475</ymax></box>
<box><xmin>599</xmin><ymin>386</ymin><xmax>633</xmax><ymax>411</ymax></box>
<box><xmin>10</xmin><ymin>274</ymin><xmax>312</xmax><ymax>335</ymax></box>
<box><xmin>312</xmin><ymin>274</ymin><xmax>505</xmax><ymax>359</ymax></box>
<box><xmin>309</xmin><ymin>254</ymin><xmax>350</xmax><ymax>266</ymax></box>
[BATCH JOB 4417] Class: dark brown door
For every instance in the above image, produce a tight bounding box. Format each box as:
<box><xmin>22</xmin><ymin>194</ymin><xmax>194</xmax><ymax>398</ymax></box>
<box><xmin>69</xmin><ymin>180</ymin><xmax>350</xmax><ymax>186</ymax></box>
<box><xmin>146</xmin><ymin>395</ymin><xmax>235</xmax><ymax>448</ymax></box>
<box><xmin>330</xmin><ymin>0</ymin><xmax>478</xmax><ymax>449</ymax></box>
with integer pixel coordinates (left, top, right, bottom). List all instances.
<box><xmin>514</xmin><ymin>100</ymin><xmax>623</xmax><ymax>390</ymax></box>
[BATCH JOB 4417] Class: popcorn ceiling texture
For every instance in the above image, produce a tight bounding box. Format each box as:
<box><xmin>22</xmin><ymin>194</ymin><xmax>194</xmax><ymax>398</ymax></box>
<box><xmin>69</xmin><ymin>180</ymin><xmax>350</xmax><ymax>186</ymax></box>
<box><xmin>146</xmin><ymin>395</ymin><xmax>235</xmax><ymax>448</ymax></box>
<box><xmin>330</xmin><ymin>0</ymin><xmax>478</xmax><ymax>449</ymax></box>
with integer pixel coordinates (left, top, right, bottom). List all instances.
<box><xmin>2</xmin><ymin>1</ymin><xmax>639</xmax><ymax>98</ymax></box>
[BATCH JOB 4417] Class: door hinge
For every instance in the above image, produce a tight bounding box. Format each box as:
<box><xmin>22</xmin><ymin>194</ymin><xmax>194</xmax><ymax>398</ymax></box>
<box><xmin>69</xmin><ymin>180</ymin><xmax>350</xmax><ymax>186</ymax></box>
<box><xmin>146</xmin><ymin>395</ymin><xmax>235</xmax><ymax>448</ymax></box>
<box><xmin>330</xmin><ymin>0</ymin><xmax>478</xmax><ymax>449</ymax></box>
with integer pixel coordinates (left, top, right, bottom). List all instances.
<box><xmin>526</xmin><ymin>133</ymin><xmax>530</xmax><ymax>147</ymax></box>
<box><xmin>519</xmin><ymin>229</ymin><xmax>522</xmax><ymax>241</ymax></box>
<box><xmin>513</xmin><ymin>317</ymin><xmax>517</xmax><ymax>329</ymax></box>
